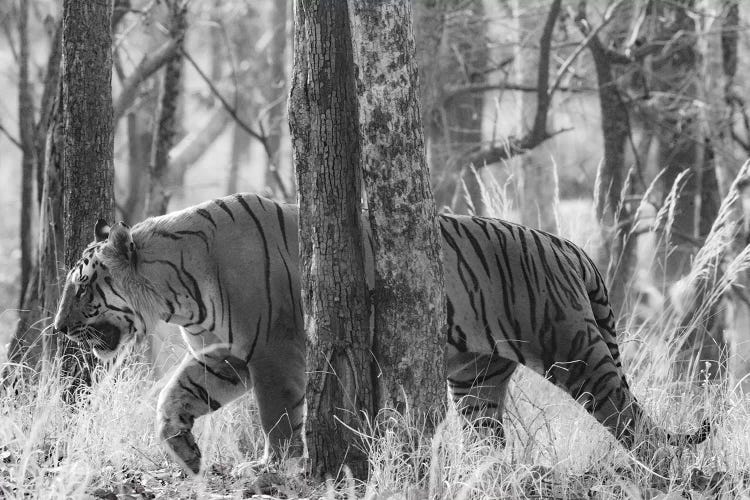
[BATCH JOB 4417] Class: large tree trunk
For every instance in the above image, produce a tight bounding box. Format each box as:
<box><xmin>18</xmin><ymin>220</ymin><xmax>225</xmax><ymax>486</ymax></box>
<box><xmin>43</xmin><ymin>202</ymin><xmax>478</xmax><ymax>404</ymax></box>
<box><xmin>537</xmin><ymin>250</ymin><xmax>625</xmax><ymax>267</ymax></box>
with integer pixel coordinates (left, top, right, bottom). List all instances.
<box><xmin>60</xmin><ymin>0</ymin><xmax>116</xmax><ymax>392</ymax></box>
<box><xmin>146</xmin><ymin>1</ymin><xmax>186</xmax><ymax>217</ymax></box>
<box><xmin>289</xmin><ymin>0</ymin><xmax>372</xmax><ymax>480</ymax></box>
<box><xmin>350</xmin><ymin>0</ymin><xmax>447</xmax><ymax>425</ymax></box>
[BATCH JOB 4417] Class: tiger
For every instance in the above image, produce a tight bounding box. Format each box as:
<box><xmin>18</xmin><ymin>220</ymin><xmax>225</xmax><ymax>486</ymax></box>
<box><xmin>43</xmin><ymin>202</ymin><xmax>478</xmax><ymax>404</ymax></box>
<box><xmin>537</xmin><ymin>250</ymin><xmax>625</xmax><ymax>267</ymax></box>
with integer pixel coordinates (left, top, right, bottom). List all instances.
<box><xmin>52</xmin><ymin>193</ymin><xmax>708</xmax><ymax>475</ymax></box>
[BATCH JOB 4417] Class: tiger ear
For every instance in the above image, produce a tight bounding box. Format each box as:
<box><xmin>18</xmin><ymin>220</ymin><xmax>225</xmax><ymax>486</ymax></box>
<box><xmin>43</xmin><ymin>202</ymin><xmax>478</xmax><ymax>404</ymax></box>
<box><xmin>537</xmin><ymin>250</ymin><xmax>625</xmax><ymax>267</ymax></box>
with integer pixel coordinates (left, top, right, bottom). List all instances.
<box><xmin>107</xmin><ymin>221</ymin><xmax>136</xmax><ymax>265</ymax></box>
<box><xmin>95</xmin><ymin>219</ymin><xmax>110</xmax><ymax>242</ymax></box>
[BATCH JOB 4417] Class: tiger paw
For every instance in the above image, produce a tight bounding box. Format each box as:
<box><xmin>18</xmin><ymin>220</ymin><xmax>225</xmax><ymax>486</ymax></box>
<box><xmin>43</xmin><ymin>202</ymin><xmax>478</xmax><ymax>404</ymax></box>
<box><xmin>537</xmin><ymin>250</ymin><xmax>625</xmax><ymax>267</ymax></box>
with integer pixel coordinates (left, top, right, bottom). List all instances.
<box><xmin>160</xmin><ymin>426</ymin><xmax>202</xmax><ymax>476</ymax></box>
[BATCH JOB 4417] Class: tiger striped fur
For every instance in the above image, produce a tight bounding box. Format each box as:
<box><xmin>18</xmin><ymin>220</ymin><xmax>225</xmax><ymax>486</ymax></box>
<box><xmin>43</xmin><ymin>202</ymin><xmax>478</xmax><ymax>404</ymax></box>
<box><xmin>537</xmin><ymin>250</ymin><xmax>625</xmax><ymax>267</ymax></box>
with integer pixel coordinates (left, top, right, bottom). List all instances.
<box><xmin>52</xmin><ymin>193</ymin><xmax>708</xmax><ymax>475</ymax></box>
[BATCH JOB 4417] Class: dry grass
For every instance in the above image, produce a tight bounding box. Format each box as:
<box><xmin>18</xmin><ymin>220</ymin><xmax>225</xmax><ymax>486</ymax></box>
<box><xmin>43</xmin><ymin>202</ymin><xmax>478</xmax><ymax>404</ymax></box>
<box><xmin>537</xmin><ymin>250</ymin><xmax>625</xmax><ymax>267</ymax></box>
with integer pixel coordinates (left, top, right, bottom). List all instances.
<box><xmin>2</xmin><ymin>193</ymin><xmax>750</xmax><ymax>498</ymax></box>
<box><xmin>0</xmin><ymin>339</ymin><xmax>745</xmax><ymax>499</ymax></box>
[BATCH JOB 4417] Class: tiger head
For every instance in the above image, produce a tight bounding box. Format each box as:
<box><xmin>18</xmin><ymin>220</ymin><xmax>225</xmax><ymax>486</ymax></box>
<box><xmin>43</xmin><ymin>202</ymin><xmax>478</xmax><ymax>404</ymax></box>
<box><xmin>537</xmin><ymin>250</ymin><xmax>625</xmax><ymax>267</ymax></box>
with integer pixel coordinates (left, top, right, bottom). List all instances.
<box><xmin>53</xmin><ymin>219</ymin><xmax>147</xmax><ymax>360</ymax></box>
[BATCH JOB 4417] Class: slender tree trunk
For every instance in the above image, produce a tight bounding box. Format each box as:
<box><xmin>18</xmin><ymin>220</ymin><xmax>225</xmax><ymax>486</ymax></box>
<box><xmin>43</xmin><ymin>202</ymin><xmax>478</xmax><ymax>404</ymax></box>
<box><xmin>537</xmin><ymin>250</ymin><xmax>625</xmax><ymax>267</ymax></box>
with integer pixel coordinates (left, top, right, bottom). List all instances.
<box><xmin>225</xmin><ymin>10</ymin><xmax>257</xmax><ymax>195</ymax></box>
<box><xmin>514</xmin><ymin>0</ymin><xmax>560</xmax><ymax>232</ymax></box>
<box><xmin>576</xmin><ymin>3</ymin><xmax>632</xmax><ymax>318</ymax></box>
<box><xmin>7</xmin><ymin>23</ymin><xmax>64</xmax><ymax>377</ymax></box>
<box><xmin>289</xmin><ymin>0</ymin><xmax>372</xmax><ymax>480</ymax></box>
<box><xmin>263</xmin><ymin>0</ymin><xmax>289</xmax><ymax>198</ymax></box>
<box><xmin>226</xmin><ymin>118</ymin><xmax>251</xmax><ymax>195</ymax></box>
<box><xmin>413</xmin><ymin>1</ymin><xmax>452</xmax><ymax>211</ymax></box>
<box><xmin>18</xmin><ymin>0</ymin><xmax>35</xmax><ymax>308</ymax></box>
<box><xmin>146</xmin><ymin>0</ymin><xmax>187</xmax><ymax>217</ymax></box>
<box><xmin>350</xmin><ymin>0</ymin><xmax>447</xmax><ymax>424</ymax></box>
<box><xmin>123</xmin><ymin>108</ymin><xmax>152</xmax><ymax>222</ymax></box>
<box><xmin>60</xmin><ymin>0</ymin><xmax>115</xmax><ymax>392</ymax></box>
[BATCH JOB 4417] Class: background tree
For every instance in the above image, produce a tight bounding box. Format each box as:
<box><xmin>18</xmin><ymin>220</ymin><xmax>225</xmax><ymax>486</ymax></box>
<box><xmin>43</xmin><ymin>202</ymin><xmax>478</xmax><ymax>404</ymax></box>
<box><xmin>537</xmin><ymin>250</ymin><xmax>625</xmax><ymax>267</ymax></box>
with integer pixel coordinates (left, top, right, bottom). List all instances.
<box><xmin>145</xmin><ymin>0</ymin><xmax>187</xmax><ymax>217</ymax></box>
<box><xmin>288</xmin><ymin>0</ymin><xmax>372</xmax><ymax>479</ymax></box>
<box><xmin>17</xmin><ymin>0</ymin><xmax>34</xmax><ymax>309</ymax></box>
<box><xmin>514</xmin><ymin>0</ymin><xmax>561</xmax><ymax>232</ymax></box>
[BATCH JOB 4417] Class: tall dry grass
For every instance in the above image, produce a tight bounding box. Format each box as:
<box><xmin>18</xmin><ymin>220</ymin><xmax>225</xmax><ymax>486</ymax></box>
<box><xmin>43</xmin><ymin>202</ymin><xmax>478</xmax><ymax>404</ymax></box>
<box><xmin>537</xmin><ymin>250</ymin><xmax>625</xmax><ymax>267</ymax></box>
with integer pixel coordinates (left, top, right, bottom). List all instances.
<box><xmin>2</xmin><ymin>181</ymin><xmax>750</xmax><ymax>498</ymax></box>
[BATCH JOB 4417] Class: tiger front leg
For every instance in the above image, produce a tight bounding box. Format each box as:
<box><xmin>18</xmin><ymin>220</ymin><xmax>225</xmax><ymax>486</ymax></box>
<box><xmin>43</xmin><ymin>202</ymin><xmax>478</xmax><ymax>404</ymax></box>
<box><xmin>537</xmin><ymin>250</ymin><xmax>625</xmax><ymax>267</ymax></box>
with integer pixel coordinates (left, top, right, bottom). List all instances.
<box><xmin>157</xmin><ymin>349</ymin><xmax>251</xmax><ymax>475</ymax></box>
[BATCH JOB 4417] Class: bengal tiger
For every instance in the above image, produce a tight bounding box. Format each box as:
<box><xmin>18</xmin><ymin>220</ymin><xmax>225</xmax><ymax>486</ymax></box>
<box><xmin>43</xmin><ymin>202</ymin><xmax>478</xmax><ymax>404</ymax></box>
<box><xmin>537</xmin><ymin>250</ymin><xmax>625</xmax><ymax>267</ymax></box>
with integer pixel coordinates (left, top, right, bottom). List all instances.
<box><xmin>52</xmin><ymin>193</ymin><xmax>708</xmax><ymax>475</ymax></box>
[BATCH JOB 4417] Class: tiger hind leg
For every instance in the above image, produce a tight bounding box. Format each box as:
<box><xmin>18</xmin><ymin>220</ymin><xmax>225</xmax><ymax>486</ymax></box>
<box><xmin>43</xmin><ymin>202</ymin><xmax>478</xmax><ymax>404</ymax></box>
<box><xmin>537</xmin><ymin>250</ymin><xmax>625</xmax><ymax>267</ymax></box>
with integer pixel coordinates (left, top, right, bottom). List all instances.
<box><xmin>157</xmin><ymin>348</ymin><xmax>251</xmax><ymax>475</ymax></box>
<box><xmin>248</xmin><ymin>348</ymin><xmax>307</xmax><ymax>464</ymax></box>
<box><xmin>448</xmin><ymin>353</ymin><xmax>518</xmax><ymax>444</ymax></box>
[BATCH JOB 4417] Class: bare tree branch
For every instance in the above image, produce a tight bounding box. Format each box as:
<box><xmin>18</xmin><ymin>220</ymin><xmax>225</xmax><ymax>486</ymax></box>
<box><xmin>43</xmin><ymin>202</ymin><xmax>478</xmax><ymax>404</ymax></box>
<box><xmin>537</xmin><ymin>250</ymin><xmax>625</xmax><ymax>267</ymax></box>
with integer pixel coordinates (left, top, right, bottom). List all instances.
<box><xmin>469</xmin><ymin>0</ymin><xmax>566</xmax><ymax>168</ymax></box>
<box><xmin>0</xmin><ymin>121</ymin><xmax>22</xmax><ymax>149</ymax></box>
<box><xmin>180</xmin><ymin>47</ymin><xmax>266</xmax><ymax>145</ymax></box>
<box><xmin>444</xmin><ymin>81</ymin><xmax>594</xmax><ymax>103</ymax></box>
<box><xmin>113</xmin><ymin>38</ymin><xmax>179</xmax><ymax>121</ymax></box>
<box><xmin>180</xmin><ymin>46</ymin><xmax>290</xmax><ymax>199</ymax></box>
<box><xmin>549</xmin><ymin>0</ymin><xmax>625</xmax><ymax>97</ymax></box>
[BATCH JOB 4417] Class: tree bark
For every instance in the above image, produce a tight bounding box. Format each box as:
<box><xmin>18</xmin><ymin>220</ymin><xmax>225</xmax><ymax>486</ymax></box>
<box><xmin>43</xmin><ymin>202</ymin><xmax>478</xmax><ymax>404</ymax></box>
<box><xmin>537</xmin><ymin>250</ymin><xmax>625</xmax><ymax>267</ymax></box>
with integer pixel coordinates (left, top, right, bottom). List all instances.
<box><xmin>60</xmin><ymin>0</ymin><xmax>115</xmax><ymax>392</ymax></box>
<box><xmin>289</xmin><ymin>0</ymin><xmax>372</xmax><ymax>480</ymax></box>
<box><xmin>18</xmin><ymin>0</ymin><xmax>35</xmax><ymax>308</ymax></box>
<box><xmin>350</xmin><ymin>0</ymin><xmax>447</xmax><ymax>424</ymax></box>
<box><xmin>146</xmin><ymin>0</ymin><xmax>187</xmax><ymax>217</ymax></box>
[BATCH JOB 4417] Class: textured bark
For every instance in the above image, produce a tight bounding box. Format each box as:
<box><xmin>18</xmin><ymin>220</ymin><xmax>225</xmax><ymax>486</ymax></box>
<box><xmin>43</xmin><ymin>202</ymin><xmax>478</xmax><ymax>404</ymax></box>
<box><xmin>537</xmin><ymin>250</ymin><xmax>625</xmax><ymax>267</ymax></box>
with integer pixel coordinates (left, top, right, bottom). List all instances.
<box><xmin>350</xmin><ymin>0</ymin><xmax>447</xmax><ymax>423</ymax></box>
<box><xmin>514</xmin><ymin>0</ymin><xmax>560</xmax><ymax>233</ymax></box>
<box><xmin>60</xmin><ymin>0</ymin><xmax>115</xmax><ymax>393</ymax></box>
<box><xmin>146</xmin><ymin>1</ymin><xmax>187</xmax><ymax>217</ymax></box>
<box><xmin>18</xmin><ymin>0</ymin><xmax>35</xmax><ymax>307</ymax></box>
<box><xmin>289</xmin><ymin>0</ymin><xmax>372</xmax><ymax>480</ymax></box>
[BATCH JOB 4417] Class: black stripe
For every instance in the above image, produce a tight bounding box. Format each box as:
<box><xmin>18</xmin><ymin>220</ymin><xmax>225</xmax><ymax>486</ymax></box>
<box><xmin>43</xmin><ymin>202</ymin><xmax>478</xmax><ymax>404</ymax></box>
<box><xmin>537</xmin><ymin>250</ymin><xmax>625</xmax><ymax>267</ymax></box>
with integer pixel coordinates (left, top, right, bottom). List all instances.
<box><xmin>235</xmin><ymin>194</ymin><xmax>273</xmax><ymax>340</ymax></box>
<box><xmin>197</xmin><ymin>208</ymin><xmax>216</xmax><ymax>228</ymax></box>
<box><xmin>213</xmin><ymin>199</ymin><xmax>236</xmax><ymax>221</ymax></box>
